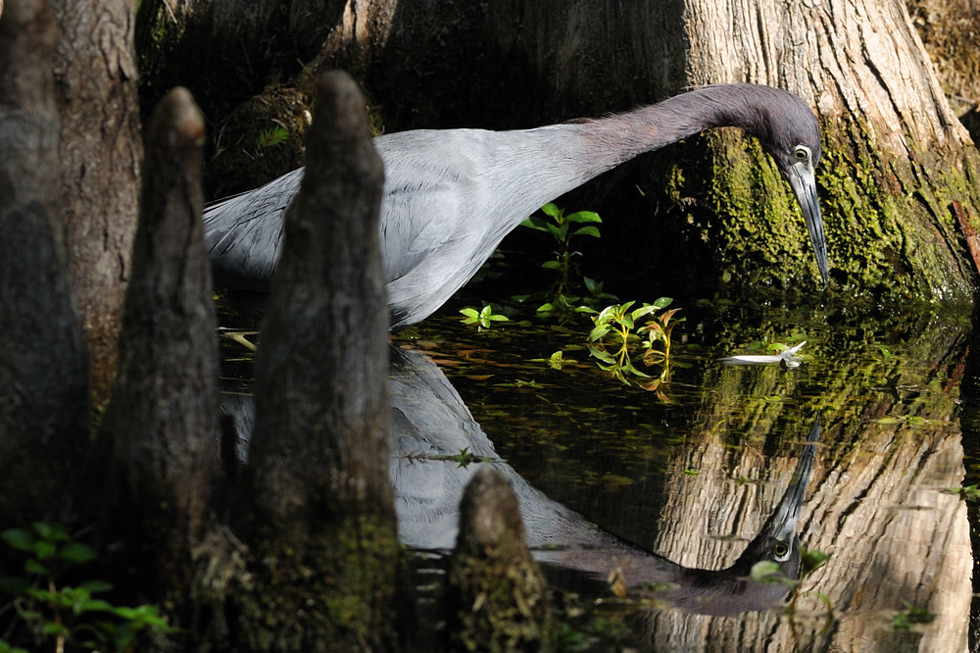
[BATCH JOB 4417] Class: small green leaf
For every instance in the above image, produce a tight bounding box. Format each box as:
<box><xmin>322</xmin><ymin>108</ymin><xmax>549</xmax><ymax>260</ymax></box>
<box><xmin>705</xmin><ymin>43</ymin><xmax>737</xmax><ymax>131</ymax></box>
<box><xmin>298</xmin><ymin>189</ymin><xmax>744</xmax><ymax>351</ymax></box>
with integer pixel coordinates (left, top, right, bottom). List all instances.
<box><xmin>24</xmin><ymin>559</ymin><xmax>47</xmax><ymax>575</ymax></box>
<box><xmin>75</xmin><ymin>598</ymin><xmax>116</xmax><ymax>614</ymax></box>
<box><xmin>42</xmin><ymin>622</ymin><xmax>71</xmax><ymax>638</ymax></box>
<box><xmin>32</xmin><ymin>522</ymin><xmax>69</xmax><ymax>543</ymax></box>
<box><xmin>541</xmin><ymin>203</ymin><xmax>561</xmax><ymax>218</ymax></box>
<box><xmin>59</xmin><ymin>542</ymin><xmax>97</xmax><ymax>564</ymax></box>
<box><xmin>571</xmin><ymin>226</ymin><xmax>601</xmax><ymax>238</ymax></box>
<box><xmin>33</xmin><ymin>540</ymin><xmax>56</xmax><ymax>559</ymax></box>
<box><xmin>651</xmin><ymin>297</ymin><xmax>673</xmax><ymax>309</ymax></box>
<box><xmin>631</xmin><ymin>305</ymin><xmax>659</xmax><ymax>320</ymax></box>
<box><xmin>520</xmin><ymin>215</ymin><xmax>551</xmax><ymax>232</ymax></box>
<box><xmin>566</xmin><ymin>210</ymin><xmax>602</xmax><ymax>223</ymax></box>
<box><xmin>588</xmin><ymin>324</ymin><xmax>612</xmax><ymax>341</ymax></box>
<box><xmin>541</xmin><ymin>260</ymin><xmax>561</xmax><ymax>270</ymax></box>
<box><xmin>587</xmin><ymin>346</ymin><xmax>617</xmax><ymax>365</ymax></box>
<box><xmin>749</xmin><ymin>560</ymin><xmax>788</xmax><ymax>584</ymax></box>
<box><xmin>459</xmin><ymin>308</ymin><xmax>480</xmax><ymax>319</ymax></box>
<box><xmin>550</xmin><ymin>223</ymin><xmax>569</xmax><ymax>241</ymax></box>
<box><xmin>79</xmin><ymin>579</ymin><xmax>114</xmax><ymax>594</ymax></box>
<box><xmin>1</xmin><ymin>529</ymin><xmax>35</xmax><ymax>552</ymax></box>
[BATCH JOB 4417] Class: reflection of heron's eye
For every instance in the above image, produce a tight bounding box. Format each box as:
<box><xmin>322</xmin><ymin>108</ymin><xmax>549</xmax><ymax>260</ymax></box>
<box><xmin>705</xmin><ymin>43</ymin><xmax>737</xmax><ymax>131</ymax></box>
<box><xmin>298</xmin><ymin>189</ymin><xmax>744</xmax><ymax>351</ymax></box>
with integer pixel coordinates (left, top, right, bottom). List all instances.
<box><xmin>773</xmin><ymin>543</ymin><xmax>788</xmax><ymax>558</ymax></box>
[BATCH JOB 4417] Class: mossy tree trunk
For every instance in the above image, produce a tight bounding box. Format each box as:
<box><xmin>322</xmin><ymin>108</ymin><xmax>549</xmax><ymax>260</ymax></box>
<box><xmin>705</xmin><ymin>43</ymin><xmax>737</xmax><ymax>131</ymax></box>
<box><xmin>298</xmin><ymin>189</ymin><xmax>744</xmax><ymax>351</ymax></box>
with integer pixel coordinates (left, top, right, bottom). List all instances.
<box><xmin>670</xmin><ymin>0</ymin><xmax>980</xmax><ymax>300</ymax></box>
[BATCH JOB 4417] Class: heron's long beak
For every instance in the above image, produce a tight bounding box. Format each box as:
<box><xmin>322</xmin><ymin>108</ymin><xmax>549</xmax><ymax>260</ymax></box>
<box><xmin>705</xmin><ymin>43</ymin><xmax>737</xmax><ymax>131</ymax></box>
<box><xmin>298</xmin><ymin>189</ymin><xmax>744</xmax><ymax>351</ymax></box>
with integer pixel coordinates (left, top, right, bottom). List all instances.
<box><xmin>786</xmin><ymin>161</ymin><xmax>829</xmax><ymax>286</ymax></box>
<box><xmin>769</xmin><ymin>416</ymin><xmax>821</xmax><ymax>547</ymax></box>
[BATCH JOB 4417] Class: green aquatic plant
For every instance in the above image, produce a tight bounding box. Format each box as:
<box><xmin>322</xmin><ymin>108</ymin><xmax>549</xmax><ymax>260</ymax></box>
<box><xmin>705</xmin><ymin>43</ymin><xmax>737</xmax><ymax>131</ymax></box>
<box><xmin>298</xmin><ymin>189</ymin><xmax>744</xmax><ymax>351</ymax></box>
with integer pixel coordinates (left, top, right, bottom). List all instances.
<box><xmin>459</xmin><ymin>303</ymin><xmax>509</xmax><ymax>330</ymax></box>
<box><xmin>581</xmin><ymin>298</ymin><xmax>683</xmax><ymax>395</ymax></box>
<box><xmin>518</xmin><ymin>203</ymin><xmax>615</xmax><ymax>320</ymax></box>
<box><xmin>0</xmin><ymin>523</ymin><xmax>178</xmax><ymax>653</ymax></box>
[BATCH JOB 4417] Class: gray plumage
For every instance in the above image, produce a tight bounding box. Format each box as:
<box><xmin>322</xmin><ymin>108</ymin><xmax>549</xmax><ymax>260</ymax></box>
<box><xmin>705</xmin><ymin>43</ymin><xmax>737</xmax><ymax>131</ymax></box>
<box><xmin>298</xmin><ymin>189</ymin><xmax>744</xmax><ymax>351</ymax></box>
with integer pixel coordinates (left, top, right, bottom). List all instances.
<box><xmin>204</xmin><ymin>84</ymin><xmax>828</xmax><ymax>329</ymax></box>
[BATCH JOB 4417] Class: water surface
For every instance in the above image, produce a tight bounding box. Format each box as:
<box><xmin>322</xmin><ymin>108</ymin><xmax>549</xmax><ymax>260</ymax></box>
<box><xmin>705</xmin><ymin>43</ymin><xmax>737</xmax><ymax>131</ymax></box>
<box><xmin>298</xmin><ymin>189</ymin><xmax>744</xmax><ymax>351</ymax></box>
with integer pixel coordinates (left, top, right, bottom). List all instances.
<box><xmin>220</xmin><ymin>287</ymin><xmax>976</xmax><ymax>651</ymax></box>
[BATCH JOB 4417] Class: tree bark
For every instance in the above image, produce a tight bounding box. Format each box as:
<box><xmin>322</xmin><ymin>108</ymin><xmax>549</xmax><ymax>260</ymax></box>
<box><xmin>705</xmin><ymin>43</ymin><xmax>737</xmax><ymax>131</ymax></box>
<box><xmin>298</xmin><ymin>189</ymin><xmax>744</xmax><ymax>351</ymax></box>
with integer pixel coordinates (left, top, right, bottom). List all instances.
<box><xmin>907</xmin><ymin>0</ymin><xmax>980</xmax><ymax>140</ymax></box>
<box><xmin>229</xmin><ymin>70</ymin><xmax>400</xmax><ymax>651</ymax></box>
<box><xmin>95</xmin><ymin>86</ymin><xmax>219</xmax><ymax>605</ymax></box>
<box><xmin>51</xmin><ymin>0</ymin><xmax>142</xmax><ymax>408</ymax></box>
<box><xmin>447</xmin><ymin>468</ymin><xmax>554</xmax><ymax>652</ymax></box>
<box><xmin>0</xmin><ymin>0</ymin><xmax>89</xmax><ymax>531</ymax></box>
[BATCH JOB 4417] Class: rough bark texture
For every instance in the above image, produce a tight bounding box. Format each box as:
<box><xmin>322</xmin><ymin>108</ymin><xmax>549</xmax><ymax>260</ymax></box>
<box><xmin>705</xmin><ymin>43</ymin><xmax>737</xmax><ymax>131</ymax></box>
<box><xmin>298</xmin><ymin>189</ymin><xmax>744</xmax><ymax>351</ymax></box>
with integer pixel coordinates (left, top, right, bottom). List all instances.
<box><xmin>0</xmin><ymin>0</ymin><xmax>89</xmax><ymax>531</ymax></box>
<box><xmin>95</xmin><ymin>86</ymin><xmax>218</xmax><ymax>606</ymax></box>
<box><xmin>447</xmin><ymin>468</ymin><xmax>554</xmax><ymax>653</ymax></box>
<box><xmin>907</xmin><ymin>0</ymin><xmax>980</xmax><ymax>139</ymax></box>
<box><xmin>230</xmin><ymin>70</ymin><xmax>399</xmax><ymax>651</ymax></box>
<box><xmin>51</xmin><ymin>0</ymin><xmax>142</xmax><ymax>408</ymax></box>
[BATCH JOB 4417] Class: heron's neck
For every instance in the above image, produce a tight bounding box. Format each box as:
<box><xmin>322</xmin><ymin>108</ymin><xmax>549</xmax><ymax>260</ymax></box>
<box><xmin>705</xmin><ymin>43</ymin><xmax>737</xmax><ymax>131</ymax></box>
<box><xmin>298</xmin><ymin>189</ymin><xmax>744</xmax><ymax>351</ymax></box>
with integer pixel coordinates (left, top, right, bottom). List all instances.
<box><xmin>588</xmin><ymin>86</ymin><xmax>754</xmax><ymax>164</ymax></box>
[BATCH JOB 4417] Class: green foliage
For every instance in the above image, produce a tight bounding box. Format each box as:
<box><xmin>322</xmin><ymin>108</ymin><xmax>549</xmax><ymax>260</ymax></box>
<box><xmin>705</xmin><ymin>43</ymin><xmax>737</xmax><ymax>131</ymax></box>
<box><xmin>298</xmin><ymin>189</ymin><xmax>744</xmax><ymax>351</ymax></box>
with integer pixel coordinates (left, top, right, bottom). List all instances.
<box><xmin>0</xmin><ymin>523</ymin><xmax>178</xmax><ymax>652</ymax></box>
<box><xmin>519</xmin><ymin>203</ymin><xmax>615</xmax><ymax>321</ymax></box>
<box><xmin>580</xmin><ymin>298</ymin><xmax>683</xmax><ymax>396</ymax></box>
<box><xmin>800</xmin><ymin>547</ymin><xmax>831</xmax><ymax>578</ymax></box>
<box><xmin>944</xmin><ymin>483</ymin><xmax>980</xmax><ymax>502</ymax></box>
<box><xmin>256</xmin><ymin>124</ymin><xmax>289</xmax><ymax>149</ymax></box>
<box><xmin>460</xmin><ymin>303</ymin><xmax>509</xmax><ymax>330</ymax></box>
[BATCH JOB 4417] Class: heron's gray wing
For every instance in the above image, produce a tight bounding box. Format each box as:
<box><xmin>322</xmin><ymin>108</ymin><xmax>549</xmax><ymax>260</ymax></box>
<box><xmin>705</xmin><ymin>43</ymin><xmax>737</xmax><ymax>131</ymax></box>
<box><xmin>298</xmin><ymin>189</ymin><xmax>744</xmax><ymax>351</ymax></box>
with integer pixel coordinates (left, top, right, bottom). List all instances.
<box><xmin>203</xmin><ymin>168</ymin><xmax>304</xmax><ymax>289</ymax></box>
<box><xmin>375</xmin><ymin>130</ymin><xmax>487</xmax><ymax>283</ymax></box>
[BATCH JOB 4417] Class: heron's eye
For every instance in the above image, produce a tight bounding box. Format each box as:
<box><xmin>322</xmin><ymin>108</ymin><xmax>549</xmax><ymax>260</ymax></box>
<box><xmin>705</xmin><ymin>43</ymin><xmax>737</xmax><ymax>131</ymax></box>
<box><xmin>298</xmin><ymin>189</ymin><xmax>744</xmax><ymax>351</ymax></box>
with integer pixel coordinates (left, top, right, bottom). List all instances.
<box><xmin>773</xmin><ymin>542</ymin><xmax>789</xmax><ymax>559</ymax></box>
<box><xmin>793</xmin><ymin>146</ymin><xmax>810</xmax><ymax>161</ymax></box>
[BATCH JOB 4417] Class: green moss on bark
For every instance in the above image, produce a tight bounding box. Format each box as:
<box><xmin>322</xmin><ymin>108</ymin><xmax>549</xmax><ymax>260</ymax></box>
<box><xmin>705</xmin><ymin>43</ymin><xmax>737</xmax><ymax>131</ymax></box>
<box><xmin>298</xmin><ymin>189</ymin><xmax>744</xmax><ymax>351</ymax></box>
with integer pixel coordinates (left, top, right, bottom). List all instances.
<box><xmin>213</xmin><ymin>514</ymin><xmax>403</xmax><ymax>652</ymax></box>
<box><xmin>655</xmin><ymin>114</ymin><xmax>980</xmax><ymax>304</ymax></box>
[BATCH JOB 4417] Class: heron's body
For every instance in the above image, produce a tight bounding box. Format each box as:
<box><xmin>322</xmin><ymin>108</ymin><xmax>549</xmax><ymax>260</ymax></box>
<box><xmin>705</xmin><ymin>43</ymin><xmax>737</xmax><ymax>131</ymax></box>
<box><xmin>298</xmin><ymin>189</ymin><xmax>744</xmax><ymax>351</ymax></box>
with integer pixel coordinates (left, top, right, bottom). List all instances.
<box><xmin>204</xmin><ymin>84</ymin><xmax>828</xmax><ymax>328</ymax></box>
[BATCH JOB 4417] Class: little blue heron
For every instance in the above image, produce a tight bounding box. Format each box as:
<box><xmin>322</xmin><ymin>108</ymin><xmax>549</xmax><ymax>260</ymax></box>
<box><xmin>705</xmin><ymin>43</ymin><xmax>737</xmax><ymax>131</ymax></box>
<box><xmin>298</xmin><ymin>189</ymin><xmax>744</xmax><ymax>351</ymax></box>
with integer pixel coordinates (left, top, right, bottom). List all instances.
<box><xmin>204</xmin><ymin>84</ymin><xmax>828</xmax><ymax>329</ymax></box>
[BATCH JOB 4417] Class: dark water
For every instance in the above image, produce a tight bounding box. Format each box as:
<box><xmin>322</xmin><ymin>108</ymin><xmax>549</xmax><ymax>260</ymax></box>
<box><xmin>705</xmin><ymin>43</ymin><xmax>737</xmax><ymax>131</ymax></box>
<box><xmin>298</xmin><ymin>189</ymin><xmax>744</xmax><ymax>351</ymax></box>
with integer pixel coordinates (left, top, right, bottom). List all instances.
<box><xmin>219</xmin><ymin>273</ymin><xmax>978</xmax><ymax>651</ymax></box>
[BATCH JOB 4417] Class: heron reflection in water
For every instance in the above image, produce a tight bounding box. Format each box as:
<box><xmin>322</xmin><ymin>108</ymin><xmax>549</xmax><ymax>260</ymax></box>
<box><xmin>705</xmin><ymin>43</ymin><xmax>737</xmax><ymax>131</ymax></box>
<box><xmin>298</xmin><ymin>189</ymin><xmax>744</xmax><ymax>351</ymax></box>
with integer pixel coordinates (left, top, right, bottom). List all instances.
<box><xmin>389</xmin><ymin>347</ymin><xmax>820</xmax><ymax>616</ymax></box>
<box><xmin>220</xmin><ymin>347</ymin><xmax>819</xmax><ymax>616</ymax></box>
<box><xmin>204</xmin><ymin>84</ymin><xmax>828</xmax><ymax>329</ymax></box>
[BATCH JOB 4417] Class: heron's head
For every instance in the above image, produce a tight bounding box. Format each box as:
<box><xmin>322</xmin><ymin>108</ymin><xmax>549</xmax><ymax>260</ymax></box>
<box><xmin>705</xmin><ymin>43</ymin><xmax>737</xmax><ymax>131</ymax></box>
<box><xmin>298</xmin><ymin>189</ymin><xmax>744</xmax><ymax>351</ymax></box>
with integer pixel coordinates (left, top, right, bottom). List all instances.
<box><xmin>718</xmin><ymin>86</ymin><xmax>829</xmax><ymax>285</ymax></box>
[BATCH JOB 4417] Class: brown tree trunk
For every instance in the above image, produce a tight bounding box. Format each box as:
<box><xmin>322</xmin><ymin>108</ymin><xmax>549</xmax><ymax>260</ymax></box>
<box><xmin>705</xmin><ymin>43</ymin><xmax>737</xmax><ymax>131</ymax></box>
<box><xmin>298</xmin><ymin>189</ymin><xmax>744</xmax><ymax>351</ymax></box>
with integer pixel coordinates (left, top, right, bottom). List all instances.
<box><xmin>95</xmin><ymin>86</ymin><xmax>219</xmax><ymax>606</ymax></box>
<box><xmin>226</xmin><ymin>70</ymin><xmax>401</xmax><ymax>651</ymax></box>
<box><xmin>51</xmin><ymin>0</ymin><xmax>142</xmax><ymax>409</ymax></box>
<box><xmin>0</xmin><ymin>0</ymin><xmax>89</xmax><ymax>531</ymax></box>
<box><xmin>907</xmin><ymin>0</ymin><xmax>980</xmax><ymax>139</ymax></box>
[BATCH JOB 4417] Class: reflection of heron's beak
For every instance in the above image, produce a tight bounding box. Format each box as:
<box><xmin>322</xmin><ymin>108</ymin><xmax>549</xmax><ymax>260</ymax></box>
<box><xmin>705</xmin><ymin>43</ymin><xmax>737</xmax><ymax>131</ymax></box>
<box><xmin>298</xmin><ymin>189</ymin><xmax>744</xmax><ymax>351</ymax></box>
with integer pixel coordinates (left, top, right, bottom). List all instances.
<box><xmin>770</xmin><ymin>417</ymin><xmax>821</xmax><ymax>546</ymax></box>
<box><xmin>786</xmin><ymin>161</ymin><xmax>829</xmax><ymax>286</ymax></box>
